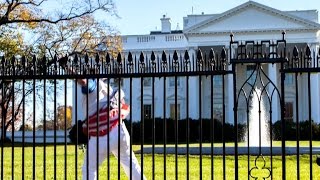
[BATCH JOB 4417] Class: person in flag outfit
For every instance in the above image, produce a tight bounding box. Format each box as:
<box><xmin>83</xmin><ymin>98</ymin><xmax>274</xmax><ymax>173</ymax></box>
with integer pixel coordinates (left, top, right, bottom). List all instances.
<box><xmin>77</xmin><ymin>77</ymin><xmax>146</xmax><ymax>180</ymax></box>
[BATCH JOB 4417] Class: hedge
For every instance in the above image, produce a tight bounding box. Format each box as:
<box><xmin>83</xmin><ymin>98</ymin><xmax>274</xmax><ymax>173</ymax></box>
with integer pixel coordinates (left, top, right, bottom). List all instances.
<box><xmin>123</xmin><ymin>119</ymin><xmax>320</xmax><ymax>144</ymax></box>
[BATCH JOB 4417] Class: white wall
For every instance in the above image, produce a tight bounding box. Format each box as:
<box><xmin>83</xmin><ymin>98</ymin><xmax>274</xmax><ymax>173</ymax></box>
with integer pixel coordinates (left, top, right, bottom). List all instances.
<box><xmin>3</xmin><ymin>131</ymin><xmax>70</xmax><ymax>143</ymax></box>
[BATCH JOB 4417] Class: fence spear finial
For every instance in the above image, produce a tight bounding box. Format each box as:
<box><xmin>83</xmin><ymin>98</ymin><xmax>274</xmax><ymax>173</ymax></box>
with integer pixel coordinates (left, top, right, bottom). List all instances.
<box><xmin>282</xmin><ymin>30</ymin><xmax>286</xmax><ymax>40</ymax></box>
<box><xmin>117</xmin><ymin>52</ymin><xmax>122</xmax><ymax>64</ymax></box>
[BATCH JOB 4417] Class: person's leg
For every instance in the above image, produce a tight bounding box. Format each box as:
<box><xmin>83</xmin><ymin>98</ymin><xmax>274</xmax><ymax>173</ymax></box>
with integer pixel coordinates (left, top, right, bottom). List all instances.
<box><xmin>82</xmin><ymin>136</ymin><xmax>108</xmax><ymax>180</ymax></box>
<box><xmin>111</xmin><ymin>123</ymin><xmax>146</xmax><ymax>180</ymax></box>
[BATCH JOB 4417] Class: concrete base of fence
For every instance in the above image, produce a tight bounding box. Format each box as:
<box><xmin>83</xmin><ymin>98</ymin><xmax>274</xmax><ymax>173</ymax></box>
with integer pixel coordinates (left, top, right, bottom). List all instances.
<box><xmin>137</xmin><ymin>146</ymin><xmax>320</xmax><ymax>155</ymax></box>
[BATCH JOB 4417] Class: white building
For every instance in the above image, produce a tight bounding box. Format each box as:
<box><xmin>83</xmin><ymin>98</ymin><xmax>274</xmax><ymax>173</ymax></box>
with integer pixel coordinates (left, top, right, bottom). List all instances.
<box><xmin>74</xmin><ymin>1</ymin><xmax>320</xmax><ymax>124</ymax></box>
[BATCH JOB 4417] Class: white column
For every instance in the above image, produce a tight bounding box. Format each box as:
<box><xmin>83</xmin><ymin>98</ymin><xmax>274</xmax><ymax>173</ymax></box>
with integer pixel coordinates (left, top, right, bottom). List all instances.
<box><xmin>268</xmin><ymin>63</ymin><xmax>279</xmax><ymax>122</ymax></box>
<box><xmin>226</xmin><ymin>46</ymin><xmax>234</xmax><ymax>124</ymax></box>
<box><xmin>188</xmin><ymin>48</ymin><xmax>199</xmax><ymax>120</ymax></box>
<box><xmin>310</xmin><ymin>44</ymin><xmax>319</xmax><ymax>123</ymax></box>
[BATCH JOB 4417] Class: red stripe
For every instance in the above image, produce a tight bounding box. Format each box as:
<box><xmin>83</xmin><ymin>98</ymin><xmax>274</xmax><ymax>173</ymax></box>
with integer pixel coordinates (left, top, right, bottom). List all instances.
<box><xmin>83</xmin><ymin>104</ymin><xmax>129</xmax><ymax>137</ymax></box>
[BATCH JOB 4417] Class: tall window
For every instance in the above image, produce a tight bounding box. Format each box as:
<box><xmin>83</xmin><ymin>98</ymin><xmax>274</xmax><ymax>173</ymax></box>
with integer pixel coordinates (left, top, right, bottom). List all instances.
<box><xmin>246</xmin><ymin>65</ymin><xmax>257</xmax><ymax>85</ymax></box>
<box><xmin>284</xmin><ymin>102</ymin><xmax>293</xmax><ymax>121</ymax></box>
<box><xmin>143</xmin><ymin>104</ymin><xmax>152</xmax><ymax>119</ymax></box>
<box><xmin>143</xmin><ymin>77</ymin><xmax>151</xmax><ymax>87</ymax></box>
<box><xmin>170</xmin><ymin>104</ymin><xmax>180</xmax><ymax>120</ymax></box>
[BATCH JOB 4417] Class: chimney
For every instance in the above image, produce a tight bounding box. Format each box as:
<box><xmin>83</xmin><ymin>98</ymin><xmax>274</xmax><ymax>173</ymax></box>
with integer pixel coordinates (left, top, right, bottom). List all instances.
<box><xmin>160</xmin><ymin>15</ymin><xmax>171</xmax><ymax>33</ymax></box>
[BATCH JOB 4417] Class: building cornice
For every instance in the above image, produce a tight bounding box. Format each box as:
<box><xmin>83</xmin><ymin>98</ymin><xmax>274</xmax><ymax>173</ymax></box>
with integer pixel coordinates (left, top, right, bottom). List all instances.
<box><xmin>184</xmin><ymin>1</ymin><xmax>320</xmax><ymax>34</ymax></box>
<box><xmin>185</xmin><ymin>28</ymin><xmax>319</xmax><ymax>36</ymax></box>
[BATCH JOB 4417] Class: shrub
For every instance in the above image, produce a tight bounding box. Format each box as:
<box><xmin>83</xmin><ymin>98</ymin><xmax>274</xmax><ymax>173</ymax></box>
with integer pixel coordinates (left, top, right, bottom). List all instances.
<box><xmin>123</xmin><ymin>118</ymin><xmax>246</xmax><ymax>144</ymax></box>
<box><xmin>272</xmin><ymin>120</ymin><xmax>320</xmax><ymax>141</ymax></box>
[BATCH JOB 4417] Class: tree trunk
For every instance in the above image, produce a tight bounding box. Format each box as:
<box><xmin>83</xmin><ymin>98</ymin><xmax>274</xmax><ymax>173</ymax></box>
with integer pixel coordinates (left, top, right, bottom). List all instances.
<box><xmin>0</xmin><ymin>109</ymin><xmax>10</xmax><ymax>143</ymax></box>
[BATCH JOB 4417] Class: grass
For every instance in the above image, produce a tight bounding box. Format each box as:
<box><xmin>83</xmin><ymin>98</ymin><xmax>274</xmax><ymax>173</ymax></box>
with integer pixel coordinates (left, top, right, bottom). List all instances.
<box><xmin>141</xmin><ymin>140</ymin><xmax>320</xmax><ymax>148</ymax></box>
<box><xmin>0</xmin><ymin>142</ymin><xmax>319</xmax><ymax>179</ymax></box>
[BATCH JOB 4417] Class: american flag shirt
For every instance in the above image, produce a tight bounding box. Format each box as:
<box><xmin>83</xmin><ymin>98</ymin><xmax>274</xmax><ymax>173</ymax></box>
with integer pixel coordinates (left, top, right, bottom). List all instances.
<box><xmin>80</xmin><ymin>79</ymin><xmax>129</xmax><ymax>136</ymax></box>
<box><xmin>82</xmin><ymin>102</ymin><xmax>130</xmax><ymax>136</ymax></box>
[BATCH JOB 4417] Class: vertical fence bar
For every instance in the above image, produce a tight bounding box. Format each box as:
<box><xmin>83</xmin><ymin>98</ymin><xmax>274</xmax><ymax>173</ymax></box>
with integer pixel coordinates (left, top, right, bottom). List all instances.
<box><xmin>129</xmin><ymin>76</ymin><xmax>133</xmax><ymax>180</ymax></box>
<box><xmin>307</xmin><ymin>72</ymin><xmax>313</xmax><ymax>179</ymax></box>
<box><xmin>295</xmin><ymin>73</ymin><xmax>300</xmax><ymax>180</ymax></box>
<box><xmin>53</xmin><ymin>77</ymin><xmax>57</xmax><ymax>180</ymax></box>
<box><xmin>11</xmin><ymin>76</ymin><xmax>15</xmax><ymax>179</ymax></box>
<box><xmin>64</xmin><ymin>78</ymin><xmax>67</xmax><ymax>180</ymax></box>
<box><xmin>152</xmin><ymin>76</ymin><xmax>155</xmax><ymax>180</ymax></box>
<box><xmin>175</xmin><ymin>75</ymin><xmax>178</xmax><ymax>180</ymax></box>
<box><xmin>258</xmin><ymin>72</ymin><xmax>262</xmax><ymax>152</ymax></box>
<box><xmin>280</xmin><ymin>55</ymin><xmax>286</xmax><ymax>180</ymax></box>
<box><xmin>186</xmin><ymin>75</ymin><xmax>190</xmax><ymax>180</ymax></box>
<box><xmin>163</xmin><ymin>76</ymin><xmax>167</xmax><ymax>180</ymax></box>
<box><xmin>97</xmin><ymin>76</ymin><xmax>100</xmax><ymax>180</ymax></box>
<box><xmin>22</xmin><ymin>78</ymin><xmax>26</xmax><ymax>179</ymax></box>
<box><xmin>210</xmin><ymin>75</ymin><xmax>214</xmax><ymax>180</ymax></box>
<box><xmin>85</xmin><ymin>76</ymin><xmax>89</xmax><ymax>180</ymax></box>
<box><xmin>43</xmin><ymin>79</ymin><xmax>47</xmax><ymax>180</ymax></box>
<box><xmin>1</xmin><ymin>78</ymin><xmax>3</xmax><ymax>180</ymax></box>
<box><xmin>74</xmin><ymin>77</ymin><xmax>78</xmax><ymax>180</ymax></box>
<box><xmin>140</xmin><ymin>76</ymin><xmax>144</xmax><ymax>180</ymax></box>
<box><xmin>199</xmin><ymin>74</ymin><xmax>203</xmax><ymax>179</ymax></box>
<box><xmin>269</xmin><ymin>90</ymin><xmax>273</xmax><ymax>180</ymax></box>
<box><xmin>32</xmin><ymin>76</ymin><xmax>36</xmax><ymax>180</ymax></box>
<box><xmin>231</xmin><ymin>38</ymin><xmax>239</xmax><ymax>180</ymax></box>
<box><xmin>10</xmin><ymin>75</ymin><xmax>13</xmax><ymax>178</ymax></box>
<box><xmin>107</xmin><ymin>77</ymin><xmax>111</xmax><ymax>180</ymax></box>
<box><xmin>269</xmin><ymin>43</ymin><xmax>274</xmax><ymax>180</ymax></box>
<box><xmin>118</xmin><ymin>76</ymin><xmax>121</xmax><ymax>180</ymax></box>
<box><xmin>222</xmin><ymin>73</ymin><xmax>226</xmax><ymax>180</ymax></box>
<box><xmin>246</xmin><ymin>97</ymin><xmax>250</xmax><ymax>180</ymax></box>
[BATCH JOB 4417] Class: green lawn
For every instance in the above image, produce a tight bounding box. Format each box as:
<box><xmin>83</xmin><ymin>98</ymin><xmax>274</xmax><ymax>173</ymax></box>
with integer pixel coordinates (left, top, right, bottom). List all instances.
<box><xmin>141</xmin><ymin>140</ymin><xmax>320</xmax><ymax>148</ymax></box>
<box><xmin>0</xmin><ymin>142</ymin><xmax>319</xmax><ymax>179</ymax></box>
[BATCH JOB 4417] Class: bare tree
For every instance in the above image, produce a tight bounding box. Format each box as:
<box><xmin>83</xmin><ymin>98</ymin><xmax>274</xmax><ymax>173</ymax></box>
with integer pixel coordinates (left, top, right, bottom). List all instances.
<box><xmin>0</xmin><ymin>0</ymin><xmax>117</xmax><ymax>27</ymax></box>
<box><xmin>0</xmin><ymin>80</ymin><xmax>35</xmax><ymax>141</ymax></box>
<box><xmin>0</xmin><ymin>0</ymin><xmax>122</xmax><ymax>141</ymax></box>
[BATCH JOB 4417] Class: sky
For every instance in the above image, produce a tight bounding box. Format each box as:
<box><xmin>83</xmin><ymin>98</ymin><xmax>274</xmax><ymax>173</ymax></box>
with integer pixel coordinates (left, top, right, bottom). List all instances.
<box><xmin>108</xmin><ymin>0</ymin><xmax>320</xmax><ymax>35</ymax></box>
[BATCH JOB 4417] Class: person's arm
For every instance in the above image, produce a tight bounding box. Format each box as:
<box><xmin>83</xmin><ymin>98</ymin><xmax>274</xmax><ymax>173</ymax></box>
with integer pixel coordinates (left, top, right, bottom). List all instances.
<box><xmin>80</xmin><ymin>79</ymin><xmax>97</xmax><ymax>94</ymax></box>
<box><xmin>77</xmin><ymin>79</ymin><xmax>87</xmax><ymax>86</ymax></box>
<box><xmin>63</xmin><ymin>66</ymin><xmax>96</xmax><ymax>94</ymax></box>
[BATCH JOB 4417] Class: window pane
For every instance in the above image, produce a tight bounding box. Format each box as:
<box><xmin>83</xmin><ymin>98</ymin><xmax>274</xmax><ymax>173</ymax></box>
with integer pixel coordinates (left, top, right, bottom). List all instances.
<box><xmin>143</xmin><ymin>78</ymin><xmax>151</xmax><ymax>86</ymax></box>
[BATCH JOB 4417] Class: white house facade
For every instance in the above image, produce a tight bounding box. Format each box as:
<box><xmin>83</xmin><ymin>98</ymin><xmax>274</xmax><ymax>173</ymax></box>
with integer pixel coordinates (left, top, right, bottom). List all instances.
<box><xmin>74</xmin><ymin>1</ymin><xmax>320</xmax><ymax>124</ymax></box>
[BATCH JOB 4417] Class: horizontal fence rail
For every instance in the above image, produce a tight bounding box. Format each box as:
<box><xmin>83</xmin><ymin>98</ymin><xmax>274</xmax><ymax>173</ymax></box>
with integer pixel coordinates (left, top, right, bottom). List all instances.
<box><xmin>0</xmin><ymin>49</ymin><xmax>230</xmax><ymax>79</ymax></box>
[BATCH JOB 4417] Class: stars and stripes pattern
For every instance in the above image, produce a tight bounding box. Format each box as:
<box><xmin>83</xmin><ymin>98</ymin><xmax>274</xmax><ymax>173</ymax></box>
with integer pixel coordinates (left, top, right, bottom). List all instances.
<box><xmin>82</xmin><ymin>103</ymin><xmax>130</xmax><ymax>136</ymax></box>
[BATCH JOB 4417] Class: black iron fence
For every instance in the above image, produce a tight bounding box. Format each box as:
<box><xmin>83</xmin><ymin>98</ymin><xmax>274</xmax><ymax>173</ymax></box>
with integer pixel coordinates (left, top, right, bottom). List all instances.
<box><xmin>0</xmin><ymin>32</ymin><xmax>320</xmax><ymax>179</ymax></box>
